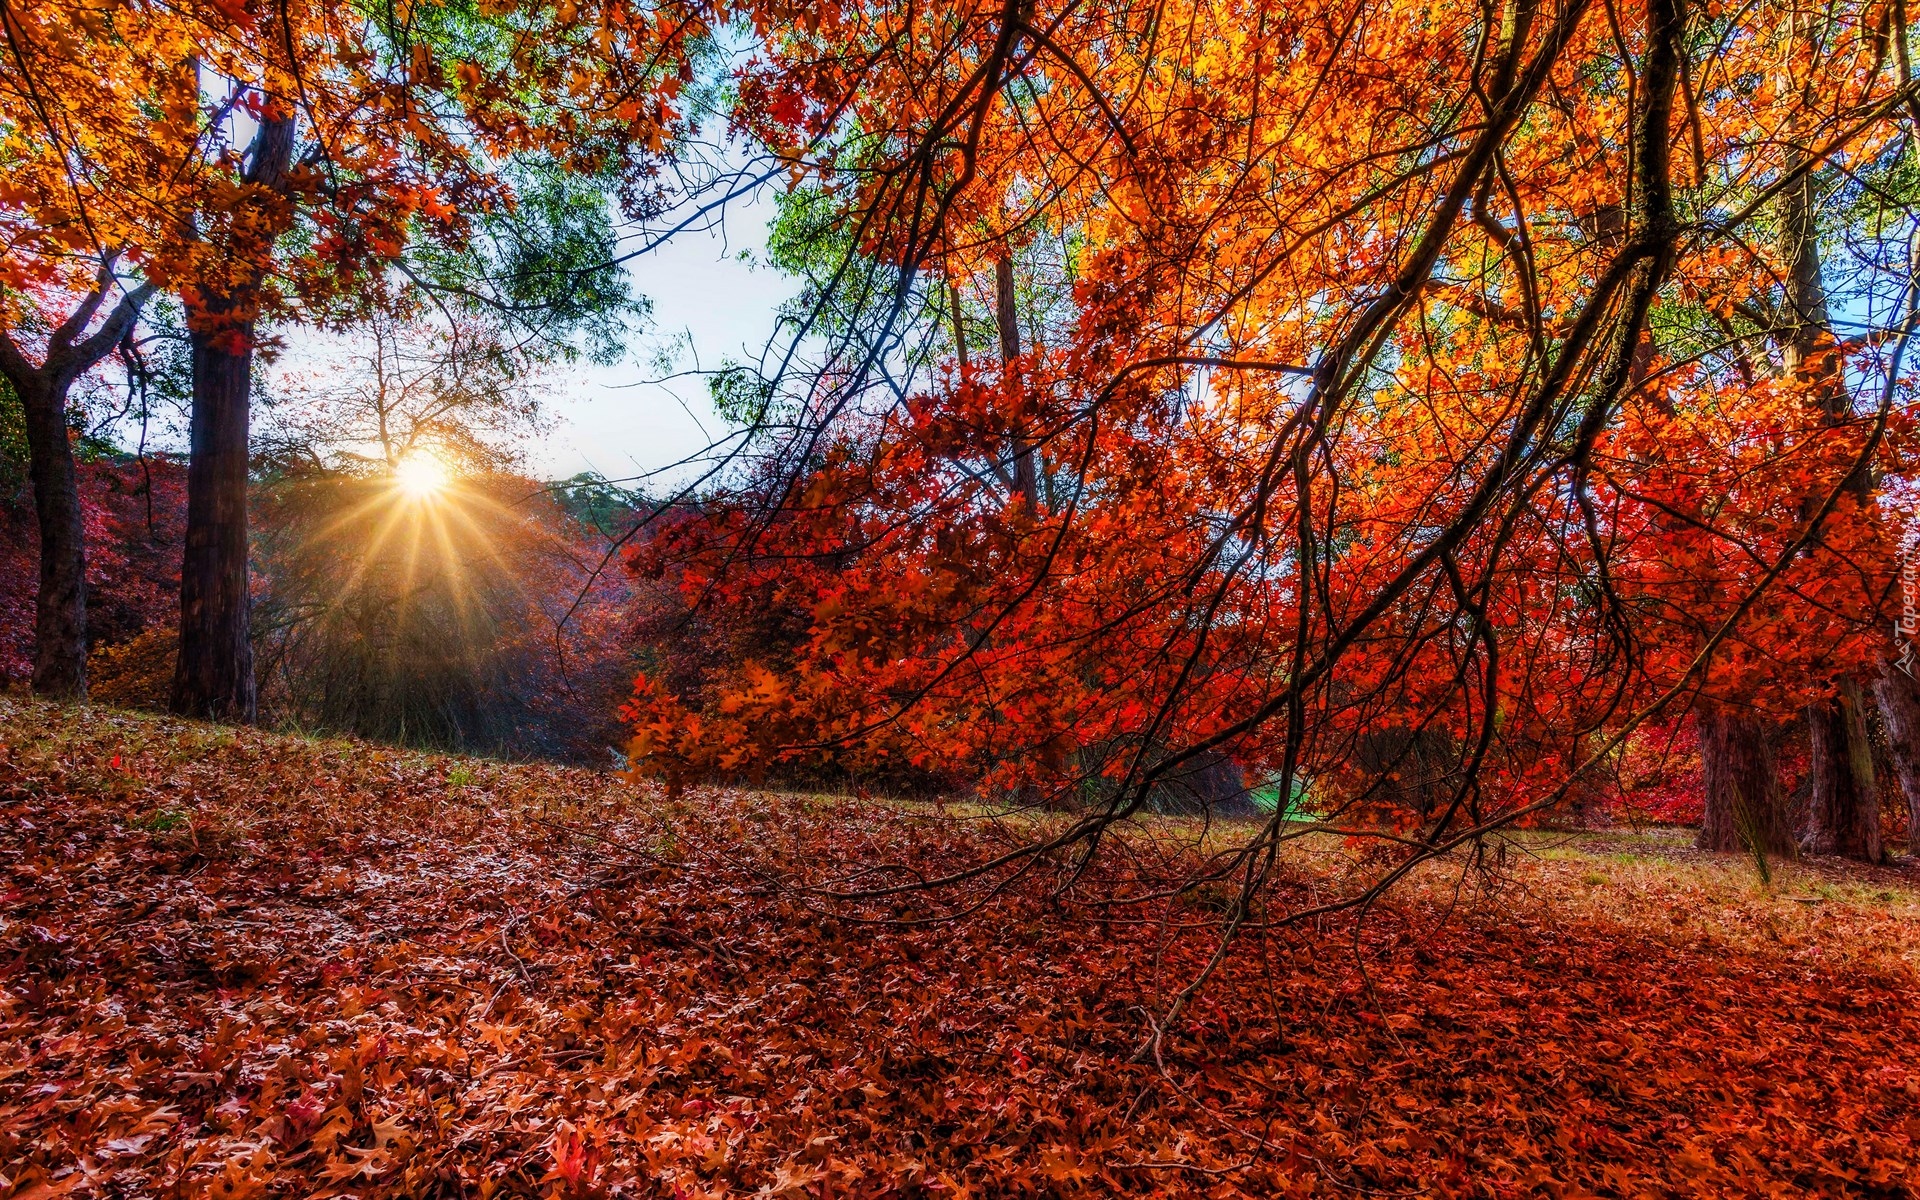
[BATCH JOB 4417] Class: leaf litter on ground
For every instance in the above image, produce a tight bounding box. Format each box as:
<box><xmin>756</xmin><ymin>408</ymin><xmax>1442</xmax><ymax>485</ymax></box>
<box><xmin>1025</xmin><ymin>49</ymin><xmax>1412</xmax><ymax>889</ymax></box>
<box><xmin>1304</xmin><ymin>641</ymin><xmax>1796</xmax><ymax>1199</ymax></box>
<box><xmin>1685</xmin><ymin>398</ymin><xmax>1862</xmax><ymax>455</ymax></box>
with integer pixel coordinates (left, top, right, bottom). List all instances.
<box><xmin>2</xmin><ymin>699</ymin><xmax>1917</xmax><ymax>1199</ymax></box>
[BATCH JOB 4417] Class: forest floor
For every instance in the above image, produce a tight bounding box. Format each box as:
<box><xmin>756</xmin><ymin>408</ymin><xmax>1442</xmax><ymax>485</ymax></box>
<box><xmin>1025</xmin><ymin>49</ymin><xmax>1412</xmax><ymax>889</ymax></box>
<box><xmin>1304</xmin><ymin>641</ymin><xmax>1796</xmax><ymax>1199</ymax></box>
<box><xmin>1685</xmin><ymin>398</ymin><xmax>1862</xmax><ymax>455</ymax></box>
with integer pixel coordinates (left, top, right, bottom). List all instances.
<box><xmin>3</xmin><ymin>697</ymin><xmax>1918</xmax><ymax>1200</ymax></box>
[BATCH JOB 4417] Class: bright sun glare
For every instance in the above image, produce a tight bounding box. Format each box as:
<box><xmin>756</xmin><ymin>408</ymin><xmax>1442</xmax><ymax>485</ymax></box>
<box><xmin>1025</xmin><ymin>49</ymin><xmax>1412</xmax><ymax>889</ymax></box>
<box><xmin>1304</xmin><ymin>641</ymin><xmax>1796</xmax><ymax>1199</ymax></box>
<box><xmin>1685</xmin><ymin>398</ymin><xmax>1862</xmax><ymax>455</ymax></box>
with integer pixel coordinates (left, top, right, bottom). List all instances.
<box><xmin>393</xmin><ymin>453</ymin><xmax>451</xmax><ymax>500</ymax></box>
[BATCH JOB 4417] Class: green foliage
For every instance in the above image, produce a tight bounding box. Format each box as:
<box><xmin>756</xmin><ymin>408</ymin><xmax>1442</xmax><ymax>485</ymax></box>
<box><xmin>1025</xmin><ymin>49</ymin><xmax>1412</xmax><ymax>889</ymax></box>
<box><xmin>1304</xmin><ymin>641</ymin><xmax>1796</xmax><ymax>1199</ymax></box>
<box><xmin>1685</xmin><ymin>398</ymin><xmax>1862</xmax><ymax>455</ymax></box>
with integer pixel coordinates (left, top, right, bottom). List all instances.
<box><xmin>372</xmin><ymin>0</ymin><xmax>530</xmax><ymax>79</ymax></box>
<box><xmin>549</xmin><ymin>471</ymin><xmax>647</xmax><ymax>535</ymax></box>
<box><xmin>1249</xmin><ymin>775</ymin><xmax>1311</xmax><ymax>818</ymax></box>
<box><xmin>486</xmin><ymin>158</ymin><xmax>645</xmax><ymax>365</ymax></box>
<box><xmin>765</xmin><ymin>180</ymin><xmax>952</xmax><ymax>346</ymax></box>
<box><xmin>707</xmin><ymin>362</ymin><xmax>783</xmax><ymax>428</ymax></box>
<box><xmin>766</xmin><ymin>182</ymin><xmax>853</xmax><ymax>281</ymax></box>
<box><xmin>0</xmin><ymin>375</ymin><xmax>26</xmax><ymax>494</ymax></box>
<box><xmin>413</xmin><ymin>154</ymin><xmax>646</xmax><ymax>367</ymax></box>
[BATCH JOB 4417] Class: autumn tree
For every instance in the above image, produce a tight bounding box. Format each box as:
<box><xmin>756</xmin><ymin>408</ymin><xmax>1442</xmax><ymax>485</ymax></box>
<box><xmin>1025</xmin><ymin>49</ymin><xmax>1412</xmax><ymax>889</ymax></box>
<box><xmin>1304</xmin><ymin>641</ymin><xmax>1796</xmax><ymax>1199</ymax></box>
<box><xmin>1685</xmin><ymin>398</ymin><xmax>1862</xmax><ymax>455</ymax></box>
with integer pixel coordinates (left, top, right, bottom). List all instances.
<box><xmin>0</xmin><ymin>1</ymin><xmax>194</xmax><ymax>696</ymax></box>
<box><xmin>0</xmin><ymin>0</ymin><xmax>672</xmax><ymax>710</ymax></box>
<box><xmin>623</xmin><ymin>0</ymin><xmax>1916</xmax><ymax>980</ymax></box>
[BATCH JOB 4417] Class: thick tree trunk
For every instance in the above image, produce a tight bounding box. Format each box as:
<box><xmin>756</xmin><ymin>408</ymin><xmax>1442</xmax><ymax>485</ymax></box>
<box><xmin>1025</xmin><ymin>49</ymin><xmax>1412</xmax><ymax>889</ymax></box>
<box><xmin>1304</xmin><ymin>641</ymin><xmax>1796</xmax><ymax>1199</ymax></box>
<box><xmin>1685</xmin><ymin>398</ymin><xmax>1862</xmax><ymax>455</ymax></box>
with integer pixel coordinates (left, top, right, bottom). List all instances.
<box><xmin>1801</xmin><ymin>681</ymin><xmax>1882</xmax><ymax>861</ymax></box>
<box><xmin>169</xmin><ymin>322</ymin><xmax>257</xmax><ymax>722</ymax></box>
<box><xmin>13</xmin><ymin>374</ymin><xmax>88</xmax><ymax>698</ymax></box>
<box><xmin>1695</xmin><ymin>705</ymin><xmax>1792</xmax><ymax>856</ymax></box>
<box><xmin>0</xmin><ymin>276</ymin><xmax>151</xmax><ymax>700</ymax></box>
<box><xmin>1773</xmin><ymin>75</ymin><xmax>1881</xmax><ymax>858</ymax></box>
<box><xmin>168</xmin><ymin>112</ymin><xmax>291</xmax><ymax>723</ymax></box>
<box><xmin>1872</xmin><ymin>664</ymin><xmax>1920</xmax><ymax>856</ymax></box>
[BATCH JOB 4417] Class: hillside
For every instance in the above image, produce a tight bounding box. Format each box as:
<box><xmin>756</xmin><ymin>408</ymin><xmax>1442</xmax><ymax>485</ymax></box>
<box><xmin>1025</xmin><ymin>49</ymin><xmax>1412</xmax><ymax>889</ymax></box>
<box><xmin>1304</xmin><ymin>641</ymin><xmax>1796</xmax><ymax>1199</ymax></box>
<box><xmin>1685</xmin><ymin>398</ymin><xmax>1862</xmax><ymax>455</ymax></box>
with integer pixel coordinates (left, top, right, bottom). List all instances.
<box><xmin>3</xmin><ymin>699</ymin><xmax>1917</xmax><ymax>1199</ymax></box>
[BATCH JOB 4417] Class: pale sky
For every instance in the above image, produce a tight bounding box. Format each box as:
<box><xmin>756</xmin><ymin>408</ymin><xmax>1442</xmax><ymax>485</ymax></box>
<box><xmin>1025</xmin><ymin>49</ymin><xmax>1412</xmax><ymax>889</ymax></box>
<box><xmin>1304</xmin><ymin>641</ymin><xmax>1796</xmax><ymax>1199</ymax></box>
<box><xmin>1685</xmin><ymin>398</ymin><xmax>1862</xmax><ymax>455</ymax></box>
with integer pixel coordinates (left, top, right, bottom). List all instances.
<box><xmin>204</xmin><ymin>44</ymin><xmax>797</xmax><ymax>492</ymax></box>
<box><xmin>533</xmin><ymin>193</ymin><xmax>793</xmax><ymax>487</ymax></box>
<box><xmin>235</xmin><ymin>185</ymin><xmax>792</xmax><ymax>493</ymax></box>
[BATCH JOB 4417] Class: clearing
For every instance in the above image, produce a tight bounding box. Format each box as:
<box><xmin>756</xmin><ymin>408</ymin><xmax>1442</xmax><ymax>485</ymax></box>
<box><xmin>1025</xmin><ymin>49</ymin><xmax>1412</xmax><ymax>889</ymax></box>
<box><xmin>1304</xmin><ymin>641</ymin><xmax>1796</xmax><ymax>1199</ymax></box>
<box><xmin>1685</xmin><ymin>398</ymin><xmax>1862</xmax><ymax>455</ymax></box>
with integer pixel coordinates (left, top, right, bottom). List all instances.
<box><xmin>3</xmin><ymin>698</ymin><xmax>1918</xmax><ymax>1199</ymax></box>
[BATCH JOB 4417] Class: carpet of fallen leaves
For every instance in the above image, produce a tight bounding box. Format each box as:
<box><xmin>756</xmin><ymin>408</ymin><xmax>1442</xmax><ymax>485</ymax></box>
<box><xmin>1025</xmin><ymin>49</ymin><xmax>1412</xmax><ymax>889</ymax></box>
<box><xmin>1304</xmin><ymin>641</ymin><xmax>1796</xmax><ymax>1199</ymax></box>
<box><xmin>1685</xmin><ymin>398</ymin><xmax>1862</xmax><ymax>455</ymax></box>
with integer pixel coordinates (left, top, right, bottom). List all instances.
<box><xmin>4</xmin><ymin>699</ymin><xmax>1919</xmax><ymax>1200</ymax></box>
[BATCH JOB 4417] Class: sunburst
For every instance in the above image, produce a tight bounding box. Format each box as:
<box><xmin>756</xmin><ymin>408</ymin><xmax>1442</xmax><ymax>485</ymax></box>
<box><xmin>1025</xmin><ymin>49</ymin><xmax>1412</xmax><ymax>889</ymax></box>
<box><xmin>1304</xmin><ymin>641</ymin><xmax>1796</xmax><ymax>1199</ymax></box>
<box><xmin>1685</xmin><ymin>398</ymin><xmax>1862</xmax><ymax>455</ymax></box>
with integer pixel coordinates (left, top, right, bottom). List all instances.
<box><xmin>393</xmin><ymin>452</ymin><xmax>452</xmax><ymax>501</ymax></box>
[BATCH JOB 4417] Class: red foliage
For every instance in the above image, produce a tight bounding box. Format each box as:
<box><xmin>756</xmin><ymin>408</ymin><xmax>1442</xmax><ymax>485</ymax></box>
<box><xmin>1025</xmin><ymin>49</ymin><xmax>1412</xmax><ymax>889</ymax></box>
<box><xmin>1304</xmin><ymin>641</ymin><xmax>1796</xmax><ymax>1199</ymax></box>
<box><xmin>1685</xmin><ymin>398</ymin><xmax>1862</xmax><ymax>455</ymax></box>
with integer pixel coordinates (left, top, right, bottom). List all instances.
<box><xmin>622</xmin><ymin>350</ymin><xmax>1905</xmax><ymax>825</ymax></box>
<box><xmin>0</xmin><ymin>455</ymin><xmax>185</xmax><ymax>686</ymax></box>
<box><xmin>1610</xmin><ymin>715</ymin><xmax>1704</xmax><ymax>827</ymax></box>
<box><xmin>622</xmin><ymin>0</ymin><xmax>1913</xmax><ymax>847</ymax></box>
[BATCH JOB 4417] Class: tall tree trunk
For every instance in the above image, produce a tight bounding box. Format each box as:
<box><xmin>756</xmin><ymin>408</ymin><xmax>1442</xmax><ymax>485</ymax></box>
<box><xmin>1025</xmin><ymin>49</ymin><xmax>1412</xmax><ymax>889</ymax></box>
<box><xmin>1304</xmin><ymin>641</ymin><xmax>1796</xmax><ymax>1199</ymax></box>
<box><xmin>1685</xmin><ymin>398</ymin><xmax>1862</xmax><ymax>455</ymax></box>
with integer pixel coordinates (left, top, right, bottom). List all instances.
<box><xmin>13</xmin><ymin>374</ymin><xmax>88</xmax><ymax>698</ymax></box>
<box><xmin>1872</xmin><ymin>665</ymin><xmax>1920</xmax><ymax>856</ymax></box>
<box><xmin>1695</xmin><ymin>705</ymin><xmax>1792</xmax><ymax>857</ymax></box>
<box><xmin>168</xmin><ymin>112</ymin><xmax>293</xmax><ymax>724</ymax></box>
<box><xmin>1802</xmin><ymin>680</ymin><xmax>1882</xmax><ymax>860</ymax></box>
<box><xmin>949</xmin><ymin>282</ymin><xmax>971</xmax><ymax>380</ymax></box>
<box><xmin>1773</xmin><ymin>55</ymin><xmax>1881</xmax><ymax>859</ymax></box>
<box><xmin>994</xmin><ymin>254</ymin><xmax>1039</xmax><ymax>510</ymax></box>
<box><xmin>170</xmin><ymin>319</ymin><xmax>258</xmax><ymax>722</ymax></box>
<box><xmin>0</xmin><ymin>273</ymin><xmax>153</xmax><ymax>701</ymax></box>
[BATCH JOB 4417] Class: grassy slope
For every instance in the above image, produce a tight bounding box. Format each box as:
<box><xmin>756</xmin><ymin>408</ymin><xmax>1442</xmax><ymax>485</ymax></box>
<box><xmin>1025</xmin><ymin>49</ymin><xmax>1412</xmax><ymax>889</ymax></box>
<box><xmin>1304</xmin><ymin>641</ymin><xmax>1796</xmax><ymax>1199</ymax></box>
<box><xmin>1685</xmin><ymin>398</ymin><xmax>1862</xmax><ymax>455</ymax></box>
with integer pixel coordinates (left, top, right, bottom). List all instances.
<box><xmin>2</xmin><ymin>698</ymin><xmax>1918</xmax><ymax>1199</ymax></box>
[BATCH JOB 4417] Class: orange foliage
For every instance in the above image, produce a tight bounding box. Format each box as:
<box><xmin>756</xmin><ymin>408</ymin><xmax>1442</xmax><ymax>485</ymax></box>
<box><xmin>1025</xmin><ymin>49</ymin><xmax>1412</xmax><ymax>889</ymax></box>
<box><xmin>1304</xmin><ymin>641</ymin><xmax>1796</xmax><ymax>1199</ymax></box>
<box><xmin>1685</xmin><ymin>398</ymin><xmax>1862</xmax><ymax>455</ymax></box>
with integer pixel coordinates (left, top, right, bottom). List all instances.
<box><xmin>0</xmin><ymin>0</ymin><xmax>716</xmax><ymax>340</ymax></box>
<box><xmin>627</xmin><ymin>0</ymin><xmax>1915</xmax><ymax>837</ymax></box>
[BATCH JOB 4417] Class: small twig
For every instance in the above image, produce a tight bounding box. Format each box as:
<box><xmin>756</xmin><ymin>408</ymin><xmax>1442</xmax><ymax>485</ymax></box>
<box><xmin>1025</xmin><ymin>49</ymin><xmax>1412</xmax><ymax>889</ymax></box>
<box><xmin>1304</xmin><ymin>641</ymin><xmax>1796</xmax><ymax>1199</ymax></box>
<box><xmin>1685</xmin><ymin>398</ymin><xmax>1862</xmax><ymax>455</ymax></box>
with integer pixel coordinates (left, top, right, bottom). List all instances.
<box><xmin>1107</xmin><ymin>1158</ymin><xmax>1252</xmax><ymax>1176</ymax></box>
<box><xmin>498</xmin><ymin>927</ymin><xmax>531</xmax><ymax>983</ymax></box>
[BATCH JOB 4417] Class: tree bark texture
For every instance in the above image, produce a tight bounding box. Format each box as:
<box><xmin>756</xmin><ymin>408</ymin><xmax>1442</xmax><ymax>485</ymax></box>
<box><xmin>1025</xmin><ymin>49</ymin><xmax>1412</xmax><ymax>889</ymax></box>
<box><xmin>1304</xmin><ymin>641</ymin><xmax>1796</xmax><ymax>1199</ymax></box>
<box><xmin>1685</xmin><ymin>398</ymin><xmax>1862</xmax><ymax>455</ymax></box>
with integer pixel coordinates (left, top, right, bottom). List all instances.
<box><xmin>1695</xmin><ymin>705</ymin><xmax>1793</xmax><ymax>856</ymax></box>
<box><xmin>0</xmin><ymin>275</ymin><xmax>153</xmax><ymax>700</ymax></box>
<box><xmin>1801</xmin><ymin>681</ymin><xmax>1882</xmax><ymax>861</ymax></box>
<box><xmin>170</xmin><ymin>321</ymin><xmax>258</xmax><ymax>722</ymax></box>
<box><xmin>168</xmin><ymin>111</ymin><xmax>293</xmax><ymax>723</ymax></box>
<box><xmin>1872</xmin><ymin>664</ymin><xmax>1920</xmax><ymax>856</ymax></box>
<box><xmin>13</xmin><ymin>374</ymin><xmax>88</xmax><ymax>698</ymax></box>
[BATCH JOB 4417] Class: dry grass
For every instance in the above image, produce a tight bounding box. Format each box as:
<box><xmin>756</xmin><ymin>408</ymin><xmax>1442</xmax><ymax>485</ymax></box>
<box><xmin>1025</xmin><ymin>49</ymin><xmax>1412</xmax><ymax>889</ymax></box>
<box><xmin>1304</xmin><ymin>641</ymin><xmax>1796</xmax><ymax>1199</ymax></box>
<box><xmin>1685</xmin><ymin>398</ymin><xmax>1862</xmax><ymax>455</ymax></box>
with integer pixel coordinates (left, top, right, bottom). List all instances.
<box><xmin>9</xmin><ymin>694</ymin><xmax>1914</xmax><ymax>977</ymax></box>
<box><xmin>1408</xmin><ymin>828</ymin><xmax>1920</xmax><ymax>978</ymax></box>
<box><xmin>859</xmin><ymin>786</ymin><xmax>1920</xmax><ymax>979</ymax></box>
